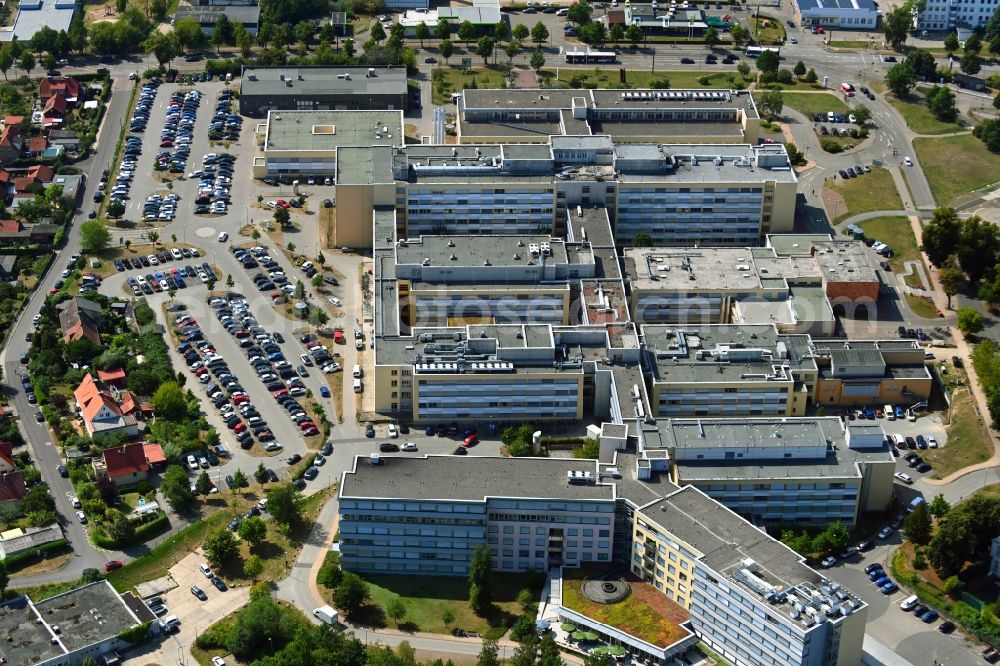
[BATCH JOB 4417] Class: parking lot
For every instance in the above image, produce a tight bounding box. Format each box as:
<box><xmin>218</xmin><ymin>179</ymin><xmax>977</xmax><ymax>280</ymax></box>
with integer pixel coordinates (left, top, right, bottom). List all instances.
<box><xmin>878</xmin><ymin>410</ymin><xmax>950</xmax><ymax>484</ymax></box>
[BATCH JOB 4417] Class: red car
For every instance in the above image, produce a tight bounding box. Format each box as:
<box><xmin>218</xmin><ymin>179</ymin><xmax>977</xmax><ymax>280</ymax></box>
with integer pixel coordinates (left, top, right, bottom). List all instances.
<box><xmin>272</xmin><ymin>389</ymin><xmax>288</xmax><ymax>398</ymax></box>
<box><xmin>160</xmin><ymin>140</ymin><xmax>173</xmax><ymax>147</ymax></box>
<box><xmin>276</xmin><ymin>199</ymin><xmax>291</xmax><ymax>208</ymax></box>
<box><xmin>104</xmin><ymin>560</ymin><xmax>124</xmax><ymax>572</ymax></box>
<box><xmin>333</xmin><ymin>330</ymin><xmax>345</xmax><ymax>344</ymax></box>
<box><xmin>463</xmin><ymin>434</ymin><xmax>479</xmax><ymax>448</ymax></box>
<box><xmin>234</xmin><ymin>422</ymin><xmax>246</xmax><ymax>433</ymax></box>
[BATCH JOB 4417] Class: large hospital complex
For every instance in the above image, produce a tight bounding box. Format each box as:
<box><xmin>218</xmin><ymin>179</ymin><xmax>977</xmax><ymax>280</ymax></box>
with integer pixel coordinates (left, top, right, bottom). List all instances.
<box><xmin>241</xmin><ymin>67</ymin><xmax>930</xmax><ymax>666</ymax></box>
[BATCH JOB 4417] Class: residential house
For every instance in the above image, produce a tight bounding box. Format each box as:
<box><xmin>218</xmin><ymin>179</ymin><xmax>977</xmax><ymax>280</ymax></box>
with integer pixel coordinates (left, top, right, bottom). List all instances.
<box><xmin>41</xmin><ymin>94</ymin><xmax>68</xmax><ymax>127</ymax></box>
<box><xmin>0</xmin><ymin>442</ymin><xmax>15</xmax><ymax>472</ymax></box>
<box><xmin>11</xmin><ymin>164</ymin><xmax>55</xmax><ymax>205</ymax></box>
<box><xmin>119</xmin><ymin>390</ymin><xmax>153</xmax><ymax>420</ymax></box>
<box><xmin>0</xmin><ymin>524</ymin><xmax>63</xmax><ymax>559</ymax></box>
<box><xmin>73</xmin><ymin>374</ymin><xmax>138</xmax><ymax>438</ymax></box>
<box><xmin>59</xmin><ymin>295</ymin><xmax>102</xmax><ymax>346</ymax></box>
<box><xmin>0</xmin><ymin>124</ymin><xmax>22</xmax><ymax>163</ymax></box>
<box><xmin>47</xmin><ymin>128</ymin><xmax>78</xmax><ymax>152</ymax></box>
<box><xmin>38</xmin><ymin>77</ymin><xmax>80</xmax><ymax>104</ymax></box>
<box><xmin>97</xmin><ymin>368</ymin><xmax>126</xmax><ymax>387</ymax></box>
<box><xmin>0</xmin><ymin>471</ymin><xmax>27</xmax><ymax>507</ymax></box>
<box><xmin>94</xmin><ymin>443</ymin><xmax>151</xmax><ymax>487</ymax></box>
<box><xmin>24</xmin><ymin>136</ymin><xmax>47</xmax><ymax>158</ymax></box>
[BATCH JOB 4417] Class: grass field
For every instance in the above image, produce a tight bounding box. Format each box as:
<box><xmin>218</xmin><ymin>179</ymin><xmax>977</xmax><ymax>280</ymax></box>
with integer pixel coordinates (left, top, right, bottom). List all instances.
<box><xmin>431</xmin><ymin>67</ymin><xmax>509</xmax><ymax>104</ymax></box>
<box><xmin>922</xmin><ymin>390</ymin><xmax>992</xmax><ymax>479</ymax></box>
<box><xmin>914</xmin><ymin>134</ymin><xmax>1000</xmax><ymax>206</ymax></box>
<box><xmin>779</xmin><ymin>92</ymin><xmax>851</xmax><ymax>116</ymax></box>
<box><xmin>887</xmin><ymin>93</ymin><xmax>965</xmax><ymax>135</ymax></box>
<box><xmin>907</xmin><ymin>294</ymin><xmax>941</xmax><ymax>318</ymax></box>
<box><xmin>828</xmin><ymin>40</ymin><xmax>878</xmax><ymax>48</ymax></box>
<box><xmin>752</xmin><ymin>16</ymin><xmax>786</xmax><ymax>45</ymax></box>
<box><xmin>551</xmin><ymin>68</ymin><xmax>744</xmax><ymax>90</ymax></box>
<box><xmin>829</xmin><ymin>168</ymin><xmax>903</xmax><ymax>222</ymax></box>
<box><xmin>859</xmin><ymin>216</ymin><xmax>922</xmax><ymax>279</ymax></box>
<box><xmin>353</xmin><ymin>572</ymin><xmax>545</xmax><ymax>636</ymax></box>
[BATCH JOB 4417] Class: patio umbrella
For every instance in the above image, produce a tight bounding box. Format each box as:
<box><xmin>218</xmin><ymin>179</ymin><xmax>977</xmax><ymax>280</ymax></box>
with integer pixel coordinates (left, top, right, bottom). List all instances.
<box><xmin>583</xmin><ymin>631</ymin><xmax>600</xmax><ymax>641</ymax></box>
<box><xmin>560</xmin><ymin>623</ymin><xmax>577</xmax><ymax>632</ymax></box>
<box><xmin>572</xmin><ymin>631</ymin><xmax>589</xmax><ymax>641</ymax></box>
<box><xmin>536</xmin><ymin>620</ymin><xmax>551</xmax><ymax>631</ymax></box>
<box><xmin>609</xmin><ymin>645</ymin><xmax>627</xmax><ymax>656</ymax></box>
<box><xmin>591</xmin><ymin>646</ymin><xmax>611</xmax><ymax>656</ymax></box>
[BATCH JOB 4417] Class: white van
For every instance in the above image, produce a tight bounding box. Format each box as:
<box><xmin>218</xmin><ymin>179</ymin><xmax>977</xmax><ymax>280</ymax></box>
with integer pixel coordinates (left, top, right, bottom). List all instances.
<box><xmin>884</xmin><ymin>404</ymin><xmax>895</xmax><ymax>420</ymax></box>
<box><xmin>353</xmin><ymin>378</ymin><xmax>363</xmax><ymax>393</ymax></box>
<box><xmin>827</xmin><ymin>111</ymin><xmax>835</xmax><ymax>123</ymax></box>
<box><xmin>352</xmin><ymin>364</ymin><xmax>362</xmax><ymax>378</ymax></box>
<box><xmin>900</xmin><ymin>595</ymin><xmax>919</xmax><ymax>611</ymax></box>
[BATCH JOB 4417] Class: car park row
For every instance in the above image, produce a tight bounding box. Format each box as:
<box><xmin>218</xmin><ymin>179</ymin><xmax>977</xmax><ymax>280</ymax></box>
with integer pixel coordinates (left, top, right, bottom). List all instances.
<box><xmin>192</xmin><ymin>152</ymin><xmax>235</xmax><ymax>215</ymax></box>
<box><xmin>156</xmin><ymin>89</ymin><xmax>202</xmax><ymax>174</ymax></box>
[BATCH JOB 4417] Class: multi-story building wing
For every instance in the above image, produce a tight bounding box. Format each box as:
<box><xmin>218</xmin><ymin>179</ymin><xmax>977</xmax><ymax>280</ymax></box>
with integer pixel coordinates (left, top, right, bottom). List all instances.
<box><xmin>338</xmin><ymin>456</ymin><xmax>617</xmax><ymax>575</ymax></box>
<box><xmin>917</xmin><ymin>0</ymin><xmax>997</xmax><ymax>30</ymax></box>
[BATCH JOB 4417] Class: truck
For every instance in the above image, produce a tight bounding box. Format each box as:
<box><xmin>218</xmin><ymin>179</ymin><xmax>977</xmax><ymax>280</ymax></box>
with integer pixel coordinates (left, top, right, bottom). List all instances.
<box><xmin>313</xmin><ymin>605</ymin><xmax>339</xmax><ymax>625</ymax></box>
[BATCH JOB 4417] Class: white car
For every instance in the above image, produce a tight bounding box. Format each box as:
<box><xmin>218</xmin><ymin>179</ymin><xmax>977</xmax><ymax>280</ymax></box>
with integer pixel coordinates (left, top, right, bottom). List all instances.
<box><xmin>71</xmin><ymin>496</ymin><xmax>81</xmax><ymax>508</ymax></box>
<box><xmin>267</xmin><ymin>200</ymin><xmax>277</xmax><ymax>209</ymax></box>
<box><xmin>927</xmin><ymin>436</ymin><xmax>938</xmax><ymax>448</ymax></box>
<box><xmin>894</xmin><ymin>472</ymin><xmax>913</xmax><ymax>484</ymax></box>
<box><xmin>323</xmin><ymin>363</ymin><xmax>342</xmax><ymax>373</ymax></box>
<box><xmin>402</xmin><ymin>442</ymin><xmax>417</xmax><ymax>452</ymax></box>
<box><xmin>264</xmin><ymin>442</ymin><xmax>283</xmax><ymax>452</ymax></box>
<box><xmin>903</xmin><ymin>156</ymin><xmax>913</xmax><ymax>166</ymax></box>
<box><xmin>330</xmin><ymin>297</ymin><xmax>342</xmax><ymax>307</ymax></box>
<box><xmin>76</xmin><ymin>511</ymin><xmax>87</xmax><ymax>524</ymax></box>
<box><xmin>820</xmin><ymin>556</ymin><xmax>837</xmax><ymax>568</ymax></box>
<box><xmin>387</xmin><ymin>424</ymin><xmax>398</xmax><ymax>438</ymax></box>
<box><xmin>187</xmin><ymin>454</ymin><xmax>199</xmax><ymax>470</ymax></box>
<box><xmin>212</xmin><ymin>658</ymin><xmax>226</xmax><ymax>666</ymax></box>
<box><xmin>218</xmin><ymin>231</ymin><xmax>229</xmax><ymax>242</ymax></box>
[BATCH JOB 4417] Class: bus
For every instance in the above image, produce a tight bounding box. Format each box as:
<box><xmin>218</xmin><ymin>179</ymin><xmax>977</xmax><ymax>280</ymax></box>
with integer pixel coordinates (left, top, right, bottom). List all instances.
<box><xmin>564</xmin><ymin>49</ymin><xmax>618</xmax><ymax>64</ymax></box>
<box><xmin>745</xmin><ymin>46</ymin><xmax>780</xmax><ymax>58</ymax></box>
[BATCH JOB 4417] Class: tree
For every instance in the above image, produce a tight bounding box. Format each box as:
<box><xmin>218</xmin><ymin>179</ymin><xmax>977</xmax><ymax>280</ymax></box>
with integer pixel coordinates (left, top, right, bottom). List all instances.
<box><xmin>468</xmin><ymin>544</ymin><xmax>493</xmax><ymax>613</ymax></box>
<box><xmin>737</xmin><ymin>61</ymin><xmax>752</xmax><ymax>80</ymax></box>
<box><xmin>505</xmin><ymin>40</ymin><xmax>520</xmax><ymax>64</ymax></box>
<box><xmin>255</xmin><ymin>462</ymin><xmax>269</xmax><ymax>484</ymax></box>
<box><xmin>144</xmin><ymin>30</ymin><xmax>179</xmax><ymax>67</ymax></box>
<box><xmin>531</xmin><ymin>21</ymin><xmax>549</xmax><ymax>46</ymax></box>
<box><xmin>235</xmin><ymin>23</ymin><xmax>252</xmax><ymax>58</ymax></box>
<box><xmin>812</xmin><ymin>521</ymin><xmax>850</xmax><ymax>554</ymax></box>
<box><xmin>0</xmin><ymin>47</ymin><xmax>12</xmax><ymax>80</ymax></box>
<box><xmin>759</xmin><ymin>90</ymin><xmax>784</xmax><ymax>118</ymax></box>
<box><xmin>151</xmin><ymin>382</ymin><xmax>186</xmax><ymax>419</ymax></box>
<box><xmin>442</xmin><ymin>608</ymin><xmax>456</xmax><ymax>629</ymax></box>
<box><xmin>516</xmin><ymin>588</ymin><xmax>535</xmax><ymax>615</ymax></box>
<box><xmin>704</xmin><ymin>26</ymin><xmax>719</xmax><ymax>48</ymax></box>
<box><xmin>232</xmin><ymin>469</ymin><xmax>248</xmax><ymax>489</ymax></box>
<box><xmin>756</xmin><ymin>49</ymin><xmax>779</xmax><ymax>74</ymax></box>
<box><xmin>922</xmin><ymin>208</ymin><xmax>962</xmax><ymax>267</ymax></box>
<box><xmin>530</xmin><ymin>48</ymin><xmax>545</xmax><ymax>70</ymax></box>
<box><xmin>905</xmin><ymin>500</ymin><xmax>933</xmax><ymax>545</ymax></box>
<box><xmin>174</xmin><ymin>17</ymin><xmax>208</xmax><ymax>52</ymax></box>
<box><xmin>730</xmin><ymin>24</ymin><xmax>749</xmax><ymax>48</ymax></box>
<box><xmin>975</xmin><ymin>118</ymin><xmax>1000</xmax><ymax>153</ymax></box>
<box><xmin>161</xmin><ymin>464</ymin><xmax>194</xmax><ymax>512</ymax></box>
<box><xmin>584</xmin><ymin>654</ymin><xmax>614</xmax><ymax>666</ymax></box>
<box><xmin>804</xmin><ymin>67</ymin><xmax>818</xmax><ymax>83</ymax></box>
<box><xmin>939</xmin><ymin>258</ymin><xmax>964</xmax><ymax>309</ymax></box>
<box><xmin>458</xmin><ymin>21</ymin><xmax>476</xmax><ymax>46</ymax></box>
<box><xmin>440</xmin><ymin>39</ymin><xmax>454</xmax><ymax>63</ymax></box>
<box><xmin>537</xmin><ymin>633</ymin><xmax>562</xmax><ymax>666</ymax></box>
<box><xmin>80</xmin><ymin>220</ymin><xmax>111</xmax><ymax>252</ymax></box>
<box><xmin>926</xmin><ymin>85</ymin><xmax>957</xmax><ymax>122</ymax></box>
<box><xmin>568</xmin><ymin>0</ymin><xmax>593</xmax><ymax>24</ymax></box>
<box><xmin>793</xmin><ymin>60</ymin><xmax>806</xmax><ymax>77</ymax></box>
<box><xmin>609</xmin><ymin>23</ymin><xmax>625</xmax><ymax>44</ymax></box>
<box><xmin>226</xmin><ymin>274</ymin><xmax>235</xmax><ymax>288</ymax></box>
<box><xmin>995</xmin><ymin>91</ymin><xmax>1000</xmax><ymax>110</ymax></box>
<box><xmin>386</xmin><ymin>597</ymin><xmax>407</xmax><ymax>626</ymax></box>
<box><xmin>944</xmin><ymin>32</ymin><xmax>960</xmax><ymax>55</ymax></box>
<box><xmin>884</xmin><ymin>61</ymin><xmax>917</xmax><ymax>97</ymax></box>
<box><xmin>905</xmin><ymin>48</ymin><xmax>937</xmax><ymax>80</ymax></box>
<box><xmin>415</xmin><ymin>22</ymin><xmax>430</xmax><ymax>47</ymax></box>
<box><xmin>243</xmin><ymin>554</ymin><xmax>263</xmax><ymax>580</ymax></box>
<box><xmin>882</xmin><ymin>6</ymin><xmax>911</xmax><ymax>50</ymax></box>
<box><xmin>195</xmin><ymin>470</ymin><xmax>213</xmax><ymax>496</ymax></box>
<box><xmin>343</xmin><ymin>38</ymin><xmax>356</xmax><ymax>58</ymax></box>
<box><xmin>18</xmin><ymin>51</ymin><xmax>34</xmax><ymax>77</ymax></box>
<box><xmin>477</xmin><ymin>638</ymin><xmax>500</xmax><ymax>666</ymax></box>
<box><xmin>965</xmin><ymin>32</ymin><xmax>983</xmax><ymax>54</ymax></box>
<box><xmin>633</xmin><ymin>232</ymin><xmax>653</xmax><ymax>247</ymax></box>
<box><xmin>370</xmin><ymin>21</ymin><xmax>386</xmax><ymax>44</ymax></box>
<box><xmin>108</xmin><ymin>510</ymin><xmax>136</xmax><ymax>546</ymax></box>
<box><xmin>626</xmin><ymin>23</ymin><xmax>644</xmax><ymax>48</ymax></box>
<box><xmin>957</xmin><ymin>307</ymin><xmax>985</xmax><ymax>335</ymax></box>
<box><xmin>850</xmin><ymin>104</ymin><xmax>872</xmax><ymax>127</ymax></box>
<box><xmin>476</xmin><ymin>36</ymin><xmax>493</xmax><ymax>65</ymax></box>
<box><xmin>437</xmin><ymin>17</ymin><xmax>451</xmax><ymax>40</ymax></box>
<box><xmin>267</xmin><ymin>482</ymin><xmax>303</xmax><ymax>526</ymax></box>
<box><xmin>958</xmin><ymin>215</ymin><xmax>1000</xmax><ymax>282</ymax></box>
<box><xmin>107</xmin><ymin>200</ymin><xmax>125</xmax><ymax>218</ymax></box>
<box><xmin>332</xmin><ymin>572</ymin><xmax>370</xmax><ymax>617</ymax></box>
<box><xmin>930</xmin><ymin>493</ymin><xmax>951</xmax><ymax>518</ymax></box>
<box><xmin>238</xmin><ymin>515</ymin><xmax>267</xmax><ymax>548</ymax></box>
<box><xmin>274</xmin><ymin>207</ymin><xmax>291</xmax><ymax>227</ymax></box>
<box><xmin>204</xmin><ymin>526</ymin><xmax>240</xmax><ymax>568</ymax></box>
<box><xmin>961</xmin><ymin>52</ymin><xmax>982</xmax><ymax>75</ymax></box>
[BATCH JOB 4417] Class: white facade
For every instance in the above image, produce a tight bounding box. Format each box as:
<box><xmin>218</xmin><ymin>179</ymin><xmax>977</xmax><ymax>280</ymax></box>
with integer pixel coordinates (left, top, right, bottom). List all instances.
<box><xmin>795</xmin><ymin>0</ymin><xmax>879</xmax><ymax>29</ymax></box>
<box><xmin>917</xmin><ymin>0</ymin><xmax>997</xmax><ymax>30</ymax></box>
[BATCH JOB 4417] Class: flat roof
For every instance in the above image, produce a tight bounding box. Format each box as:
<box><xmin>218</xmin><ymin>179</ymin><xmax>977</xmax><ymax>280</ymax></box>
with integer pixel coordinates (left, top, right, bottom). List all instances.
<box><xmin>0</xmin><ymin>596</ymin><xmax>62</xmax><ymax>664</ymax></box>
<box><xmin>263</xmin><ymin>109</ymin><xmax>403</xmax><ymax>152</ymax></box>
<box><xmin>767</xmin><ymin>233</ymin><xmax>833</xmax><ymax>255</ymax></box>
<box><xmin>811</xmin><ymin>241</ymin><xmax>879</xmax><ymax>284</ymax></box>
<box><xmin>396</xmin><ymin>235</ymin><xmax>570</xmax><ymax>268</ymax></box>
<box><xmin>242</xmin><ymin>66</ymin><xmax>406</xmax><ymax>99</ymax></box>
<box><xmin>790</xmin><ymin>284</ymin><xmax>836</xmax><ymax>323</ymax></box>
<box><xmin>174</xmin><ymin>4</ymin><xmax>260</xmax><ymax>23</ymax></box>
<box><xmin>642</xmin><ymin>324</ymin><xmax>816</xmax><ymax>384</ymax></box>
<box><xmin>617</xmin><ymin>144</ymin><xmax>797</xmax><ymax>184</ymax></box>
<box><xmin>0</xmin><ymin>0</ymin><xmax>75</xmax><ymax>42</ymax></box>
<box><xmin>27</xmin><ymin>581</ymin><xmax>139</xmax><ymax>655</ymax></box>
<box><xmin>797</xmin><ymin>0</ymin><xmax>877</xmax><ymax>11</ymax></box>
<box><xmin>625</xmin><ymin>247</ymin><xmax>818</xmax><ymax>292</ymax></box>
<box><xmin>463</xmin><ymin>88</ymin><xmax>756</xmax><ymax>116</ymax></box>
<box><xmin>340</xmin><ymin>455</ymin><xmax>615</xmax><ymax>501</ymax></box>
<box><xmin>642</xmin><ymin>486</ymin><xmax>825</xmax><ymax>590</ymax></box>
<box><xmin>337</xmin><ymin>145</ymin><xmax>394</xmax><ymax>185</ymax></box>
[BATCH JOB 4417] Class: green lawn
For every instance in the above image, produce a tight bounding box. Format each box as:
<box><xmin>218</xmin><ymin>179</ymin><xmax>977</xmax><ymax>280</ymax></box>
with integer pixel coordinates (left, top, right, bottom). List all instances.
<box><xmin>858</xmin><ymin>216</ymin><xmax>920</xmax><ymax>276</ymax></box>
<box><xmin>907</xmin><ymin>294</ymin><xmax>941</xmax><ymax>318</ymax></box>
<box><xmin>353</xmin><ymin>572</ymin><xmax>545</xmax><ymax>637</ymax></box>
<box><xmin>779</xmin><ymin>92</ymin><xmax>851</xmax><ymax>116</ymax></box>
<box><xmin>914</xmin><ymin>134</ymin><xmax>1000</xmax><ymax>206</ymax></box>
<box><xmin>829</xmin><ymin>168</ymin><xmax>903</xmax><ymax>222</ymax></box>
<box><xmin>887</xmin><ymin>93</ymin><xmax>965</xmax><ymax>135</ymax></box>
<box><xmin>752</xmin><ymin>15</ymin><xmax>786</xmax><ymax>45</ymax></box>
<box><xmin>921</xmin><ymin>391</ymin><xmax>992</xmax><ymax>479</ymax></box>
<box><xmin>431</xmin><ymin>67</ymin><xmax>509</xmax><ymax>105</ymax></box>
<box><xmin>828</xmin><ymin>40</ymin><xmax>878</xmax><ymax>49</ymax></box>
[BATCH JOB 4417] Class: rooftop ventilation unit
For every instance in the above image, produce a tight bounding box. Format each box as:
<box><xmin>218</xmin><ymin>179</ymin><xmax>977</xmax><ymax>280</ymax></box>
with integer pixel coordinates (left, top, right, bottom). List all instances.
<box><xmin>567</xmin><ymin>470</ymin><xmax>595</xmax><ymax>485</ymax></box>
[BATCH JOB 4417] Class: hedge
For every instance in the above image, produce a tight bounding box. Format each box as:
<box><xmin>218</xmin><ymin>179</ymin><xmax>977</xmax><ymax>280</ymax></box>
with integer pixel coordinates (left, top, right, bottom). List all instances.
<box><xmin>2</xmin><ymin>538</ymin><xmax>69</xmax><ymax>569</ymax></box>
<box><xmin>117</xmin><ymin>620</ymin><xmax>151</xmax><ymax>644</ymax></box>
<box><xmin>92</xmin><ymin>511</ymin><xmax>170</xmax><ymax>549</ymax></box>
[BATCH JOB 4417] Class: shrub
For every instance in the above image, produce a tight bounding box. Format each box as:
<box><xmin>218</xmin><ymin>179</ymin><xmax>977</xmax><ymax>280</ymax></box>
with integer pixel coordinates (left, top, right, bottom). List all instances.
<box><xmin>820</xmin><ymin>139</ymin><xmax>844</xmax><ymax>153</ymax></box>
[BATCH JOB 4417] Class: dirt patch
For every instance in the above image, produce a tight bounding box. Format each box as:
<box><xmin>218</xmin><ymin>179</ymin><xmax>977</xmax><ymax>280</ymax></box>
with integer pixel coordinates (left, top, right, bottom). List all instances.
<box><xmin>512</xmin><ymin>69</ymin><xmax>539</xmax><ymax>88</ymax></box>
<box><xmin>821</xmin><ymin>187</ymin><xmax>849</xmax><ymax>222</ymax></box>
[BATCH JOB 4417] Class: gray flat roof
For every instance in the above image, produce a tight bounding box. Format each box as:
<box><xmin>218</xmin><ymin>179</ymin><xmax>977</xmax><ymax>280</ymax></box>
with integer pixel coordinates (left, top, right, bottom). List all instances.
<box><xmin>625</xmin><ymin>247</ymin><xmax>819</xmax><ymax>292</ymax></box>
<box><xmin>797</xmin><ymin>0</ymin><xmax>876</xmax><ymax>11</ymax></box>
<box><xmin>462</xmin><ymin>88</ymin><xmax>756</xmax><ymax>116</ymax></box>
<box><xmin>341</xmin><ymin>455</ymin><xmax>615</xmax><ymax>501</ymax></box>
<box><xmin>811</xmin><ymin>241</ymin><xmax>879</xmax><ymax>284</ymax></box>
<box><xmin>618</xmin><ymin>144</ymin><xmax>797</xmax><ymax>184</ymax></box>
<box><xmin>263</xmin><ymin>110</ymin><xmax>403</xmax><ymax>152</ymax></box>
<box><xmin>242</xmin><ymin>66</ymin><xmax>407</xmax><ymax>99</ymax></box>
<box><xmin>0</xmin><ymin>0</ymin><xmax>75</xmax><ymax>42</ymax></box>
<box><xmin>174</xmin><ymin>4</ymin><xmax>260</xmax><ymax>23</ymax></box>
<box><xmin>0</xmin><ymin>596</ymin><xmax>61</xmax><ymax>664</ymax></box>
<box><xmin>767</xmin><ymin>233</ymin><xmax>834</xmax><ymax>255</ymax></box>
<box><xmin>591</xmin><ymin>120</ymin><xmax>746</xmax><ymax>137</ymax></box>
<box><xmin>642</xmin><ymin>324</ymin><xmax>816</xmax><ymax>383</ymax></box>
<box><xmin>337</xmin><ymin>145</ymin><xmax>394</xmax><ymax>185</ymax></box>
<box><xmin>397</xmin><ymin>235</ymin><xmax>570</xmax><ymax>268</ymax></box>
<box><xmin>642</xmin><ymin>486</ymin><xmax>825</xmax><ymax>590</ymax></box>
<box><xmin>32</xmin><ymin>581</ymin><xmax>139</xmax><ymax>653</ymax></box>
